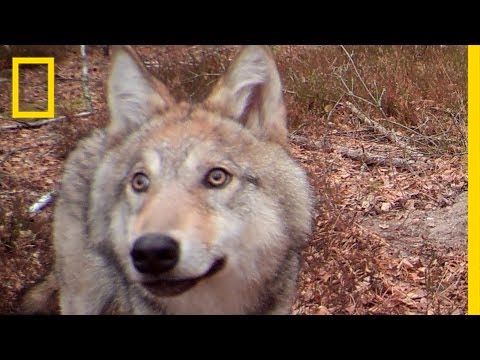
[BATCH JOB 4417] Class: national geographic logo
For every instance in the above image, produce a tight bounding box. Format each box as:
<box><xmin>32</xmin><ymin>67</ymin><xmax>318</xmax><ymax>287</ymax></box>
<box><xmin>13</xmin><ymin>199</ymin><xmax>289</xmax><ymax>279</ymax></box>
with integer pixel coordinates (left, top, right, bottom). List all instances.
<box><xmin>11</xmin><ymin>57</ymin><xmax>54</xmax><ymax>118</ymax></box>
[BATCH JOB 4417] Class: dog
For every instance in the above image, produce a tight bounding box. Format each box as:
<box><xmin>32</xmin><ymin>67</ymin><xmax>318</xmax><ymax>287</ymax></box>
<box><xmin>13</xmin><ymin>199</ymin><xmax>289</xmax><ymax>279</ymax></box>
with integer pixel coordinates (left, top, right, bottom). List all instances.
<box><xmin>21</xmin><ymin>45</ymin><xmax>314</xmax><ymax>314</ymax></box>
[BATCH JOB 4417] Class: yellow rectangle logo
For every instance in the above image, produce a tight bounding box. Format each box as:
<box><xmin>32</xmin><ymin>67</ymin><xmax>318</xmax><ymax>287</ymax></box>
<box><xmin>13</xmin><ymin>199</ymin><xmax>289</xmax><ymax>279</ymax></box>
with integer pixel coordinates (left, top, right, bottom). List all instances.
<box><xmin>11</xmin><ymin>57</ymin><xmax>55</xmax><ymax>118</ymax></box>
<box><xmin>468</xmin><ymin>45</ymin><xmax>479</xmax><ymax>315</ymax></box>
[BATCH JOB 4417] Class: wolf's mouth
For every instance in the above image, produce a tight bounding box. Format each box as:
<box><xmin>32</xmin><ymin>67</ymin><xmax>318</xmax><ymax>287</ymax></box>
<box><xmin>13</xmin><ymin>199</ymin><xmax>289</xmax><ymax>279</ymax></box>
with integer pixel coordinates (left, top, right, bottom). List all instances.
<box><xmin>142</xmin><ymin>258</ymin><xmax>226</xmax><ymax>297</ymax></box>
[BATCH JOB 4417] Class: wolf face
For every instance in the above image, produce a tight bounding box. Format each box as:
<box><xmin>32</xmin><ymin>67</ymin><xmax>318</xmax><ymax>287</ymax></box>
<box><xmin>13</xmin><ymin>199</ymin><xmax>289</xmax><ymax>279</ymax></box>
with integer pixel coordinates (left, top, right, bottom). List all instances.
<box><xmin>89</xmin><ymin>46</ymin><xmax>312</xmax><ymax>310</ymax></box>
<box><xmin>24</xmin><ymin>45</ymin><xmax>313</xmax><ymax>315</ymax></box>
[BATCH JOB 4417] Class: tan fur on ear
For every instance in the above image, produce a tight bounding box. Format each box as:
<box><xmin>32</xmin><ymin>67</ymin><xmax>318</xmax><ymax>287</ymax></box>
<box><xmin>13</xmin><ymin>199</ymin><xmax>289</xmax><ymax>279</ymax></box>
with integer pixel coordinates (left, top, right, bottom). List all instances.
<box><xmin>108</xmin><ymin>46</ymin><xmax>177</xmax><ymax>137</ymax></box>
<box><xmin>205</xmin><ymin>46</ymin><xmax>288</xmax><ymax>145</ymax></box>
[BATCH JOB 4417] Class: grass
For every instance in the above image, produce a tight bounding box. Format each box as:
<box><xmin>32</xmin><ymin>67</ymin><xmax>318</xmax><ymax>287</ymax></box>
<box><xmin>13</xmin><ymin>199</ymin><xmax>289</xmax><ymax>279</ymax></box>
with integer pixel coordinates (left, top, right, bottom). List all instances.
<box><xmin>274</xmin><ymin>45</ymin><xmax>467</xmax><ymax>155</ymax></box>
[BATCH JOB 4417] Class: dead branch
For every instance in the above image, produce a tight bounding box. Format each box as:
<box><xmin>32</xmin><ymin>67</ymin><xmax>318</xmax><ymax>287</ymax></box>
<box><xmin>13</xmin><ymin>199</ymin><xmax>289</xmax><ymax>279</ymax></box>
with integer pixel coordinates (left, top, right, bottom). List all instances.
<box><xmin>291</xmin><ymin>125</ymin><xmax>427</xmax><ymax>171</ymax></box>
<box><xmin>339</xmin><ymin>148</ymin><xmax>417</xmax><ymax>170</ymax></box>
<box><xmin>340</xmin><ymin>46</ymin><xmax>386</xmax><ymax>117</ymax></box>
<box><xmin>289</xmin><ymin>134</ymin><xmax>325</xmax><ymax>150</ymax></box>
<box><xmin>344</xmin><ymin>101</ymin><xmax>426</xmax><ymax>159</ymax></box>
<box><xmin>345</xmin><ymin>101</ymin><xmax>405</xmax><ymax>145</ymax></box>
<box><xmin>0</xmin><ymin>111</ymin><xmax>92</xmax><ymax>130</ymax></box>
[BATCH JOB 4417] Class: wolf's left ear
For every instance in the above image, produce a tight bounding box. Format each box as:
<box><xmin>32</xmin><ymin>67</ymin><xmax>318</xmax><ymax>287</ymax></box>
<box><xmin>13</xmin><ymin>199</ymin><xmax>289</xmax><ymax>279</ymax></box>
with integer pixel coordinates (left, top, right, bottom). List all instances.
<box><xmin>107</xmin><ymin>46</ymin><xmax>176</xmax><ymax>137</ymax></box>
<box><xmin>205</xmin><ymin>46</ymin><xmax>288</xmax><ymax>145</ymax></box>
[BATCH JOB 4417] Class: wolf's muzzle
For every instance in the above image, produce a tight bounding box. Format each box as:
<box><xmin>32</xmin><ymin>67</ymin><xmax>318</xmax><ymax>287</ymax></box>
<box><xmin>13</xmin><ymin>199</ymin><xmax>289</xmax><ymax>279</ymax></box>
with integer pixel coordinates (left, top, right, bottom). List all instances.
<box><xmin>130</xmin><ymin>234</ymin><xmax>179</xmax><ymax>275</ymax></box>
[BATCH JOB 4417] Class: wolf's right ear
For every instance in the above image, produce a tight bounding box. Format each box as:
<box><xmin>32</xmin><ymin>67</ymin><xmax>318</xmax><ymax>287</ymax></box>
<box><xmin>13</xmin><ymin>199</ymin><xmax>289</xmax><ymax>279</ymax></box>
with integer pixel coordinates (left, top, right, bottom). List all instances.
<box><xmin>107</xmin><ymin>46</ymin><xmax>176</xmax><ymax>137</ymax></box>
<box><xmin>205</xmin><ymin>46</ymin><xmax>288</xmax><ymax>145</ymax></box>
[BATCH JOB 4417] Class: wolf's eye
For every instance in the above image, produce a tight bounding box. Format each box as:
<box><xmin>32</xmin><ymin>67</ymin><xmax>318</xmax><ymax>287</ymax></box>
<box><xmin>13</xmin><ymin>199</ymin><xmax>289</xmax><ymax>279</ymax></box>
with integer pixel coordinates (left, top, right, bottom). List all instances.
<box><xmin>131</xmin><ymin>172</ymin><xmax>150</xmax><ymax>192</ymax></box>
<box><xmin>205</xmin><ymin>168</ymin><xmax>231</xmax><ymax>188</ymax></box>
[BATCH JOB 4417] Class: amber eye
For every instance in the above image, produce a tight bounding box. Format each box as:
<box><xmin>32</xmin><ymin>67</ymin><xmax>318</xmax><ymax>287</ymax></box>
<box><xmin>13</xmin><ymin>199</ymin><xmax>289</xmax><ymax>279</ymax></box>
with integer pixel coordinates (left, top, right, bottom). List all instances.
<box><xmin>131</xmin><ymin>172</ymin><xmax>150</xmax><ymax>192</ymax></box>
<box><xmin>205</xmin><ymin>168</ymin><xmax>231</xmax><ymax>188</ymax></box>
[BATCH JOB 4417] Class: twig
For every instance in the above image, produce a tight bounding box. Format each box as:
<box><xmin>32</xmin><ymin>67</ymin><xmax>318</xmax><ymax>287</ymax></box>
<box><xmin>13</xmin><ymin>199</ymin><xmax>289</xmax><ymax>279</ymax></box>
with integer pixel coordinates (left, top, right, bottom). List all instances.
<box><xmin>339</xmin><ymin>148</ymin><xmax>417</xmax><ymax>171</ymax></box>
<box><xmin>345</xmin><ymin>101</ymin><xmax>402</xmax><ymax>144</ymax></box>
<box><xmin>55</xmin><ymin>73</ymin><xmax>77</xmax><ymax>81</ymax></box>
<box><xmin>382</xmin><ymin>116</ymin><xmax>432</xmax><ymax>141</ymax></box>
<box><xmin>289</xmin><ymin>134</ymin><xmax>324</xmax><ymax>150</ymax></box>
<box><xmin>336</xmin><ymin>73</ymin><xmax>380</xmax><ymax>110</ymax></box>
<box><xmin>11</xmin><ymin>119</ymin><xmax>36</xmax><ymax>128</ymax></box>
<box><xmin>340</xmin><ymin>46</ymin><xmax>386</xmax><ymax>117</ymax></box>
<box><xmin>327</xmin><ymin>94</ymin><xmax>345</xmax><ymax>123</ymax></box>
<box><xmin>0</xmin><ymin>111</ymin><xmax>92</xmax><ymax>130</ymax></box>
<box><xmin>80</xmin><ymin>45</ymin><xmax>93</xmax><ymax>113</ymax></box>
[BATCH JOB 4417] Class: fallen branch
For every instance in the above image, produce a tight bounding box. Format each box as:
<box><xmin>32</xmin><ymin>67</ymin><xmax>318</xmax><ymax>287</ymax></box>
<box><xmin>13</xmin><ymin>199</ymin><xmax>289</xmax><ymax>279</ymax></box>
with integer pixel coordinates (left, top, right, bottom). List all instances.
<box><xmin>290</xmin><ymin>131</ymin><xmax>428</xmax><ymax>171</ymax></box>
<box><xmin>0</xmin><ymin>111</ymin><xmax>92</xmax><ymax>130</ymax></box>
<box><xmin>340</xmin><ymin>148</ymin><xmax>417</xmax><ymax>170</ymax></box>
<box><xmin>345</xmin><ymin>101</ymin><xmax>405</xmax><ymax>145</ymax></box>
<box><xmin>289</xmin><ymin>134</ymin><xmax>325</xmax><ymax>150</ymax></box>
<box><xmin>344</xmin><ymin>101</ymin><xmax>426</xmax><ymax>160</ymax></box>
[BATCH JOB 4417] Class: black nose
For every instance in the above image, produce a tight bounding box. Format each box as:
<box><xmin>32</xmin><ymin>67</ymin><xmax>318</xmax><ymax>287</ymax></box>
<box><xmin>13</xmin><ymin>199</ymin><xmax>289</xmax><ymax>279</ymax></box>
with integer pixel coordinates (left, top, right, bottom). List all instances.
<box><xmin>131</xmin><ymin>234</ymin><xmax>179</xmax><ymax>275</ymax></box>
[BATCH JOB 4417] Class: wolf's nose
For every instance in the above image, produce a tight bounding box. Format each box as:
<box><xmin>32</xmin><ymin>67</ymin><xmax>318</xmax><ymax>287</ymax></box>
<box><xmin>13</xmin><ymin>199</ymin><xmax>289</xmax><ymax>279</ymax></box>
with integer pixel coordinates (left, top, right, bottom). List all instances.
<box><xmin>131</xmin><ymin>234</ymin><xmax>179</xmax><ymax>274</ymax></box>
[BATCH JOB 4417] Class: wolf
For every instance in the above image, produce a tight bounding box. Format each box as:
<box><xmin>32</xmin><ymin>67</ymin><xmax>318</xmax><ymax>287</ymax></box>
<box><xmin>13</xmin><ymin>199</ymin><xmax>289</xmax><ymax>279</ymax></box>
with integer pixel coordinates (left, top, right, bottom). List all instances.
<box><xmin>21</xmin><ymin>45</ymin><xmax>314</xmax><ymax>314</ymax></box>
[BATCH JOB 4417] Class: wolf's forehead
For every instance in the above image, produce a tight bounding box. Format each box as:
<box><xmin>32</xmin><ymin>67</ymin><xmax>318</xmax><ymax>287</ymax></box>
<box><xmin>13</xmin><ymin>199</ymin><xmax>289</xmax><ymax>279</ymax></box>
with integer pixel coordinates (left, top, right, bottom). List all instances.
<box><xmin>136</xmin><ymin>140</ymin><xmax>237</xmax><ymax>179</ymax></box>
<box><xmin>136</xmin><ymin>117</ymin><xmax>252</xmax><ymax>167</ymax></box>
<box><xmin>146</xmin><ymin>113</ymin><xmax>254</xmax><ymax>151</ymax></box>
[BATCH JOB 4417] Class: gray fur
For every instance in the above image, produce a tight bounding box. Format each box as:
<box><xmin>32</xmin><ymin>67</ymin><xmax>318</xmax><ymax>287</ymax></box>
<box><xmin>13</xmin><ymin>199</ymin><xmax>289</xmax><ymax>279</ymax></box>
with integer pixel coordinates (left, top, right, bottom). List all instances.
<box><xmin>21</xmin><ymin>46</ymin><xmax>314</xmax><ymax>315</ymax></box>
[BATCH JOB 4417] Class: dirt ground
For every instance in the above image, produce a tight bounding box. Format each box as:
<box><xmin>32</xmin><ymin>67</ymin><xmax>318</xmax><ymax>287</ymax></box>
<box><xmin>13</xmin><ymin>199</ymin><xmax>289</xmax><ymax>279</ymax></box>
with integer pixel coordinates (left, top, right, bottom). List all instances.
<box><xmin>364</xmin><ymin>191</ymin><xmax>466</xmax><ymax>252</ymax></box>
<box><xmin>0</xmin><ymin>45</ymin><xmax>467</xmax><ymax>314</ymax></box>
